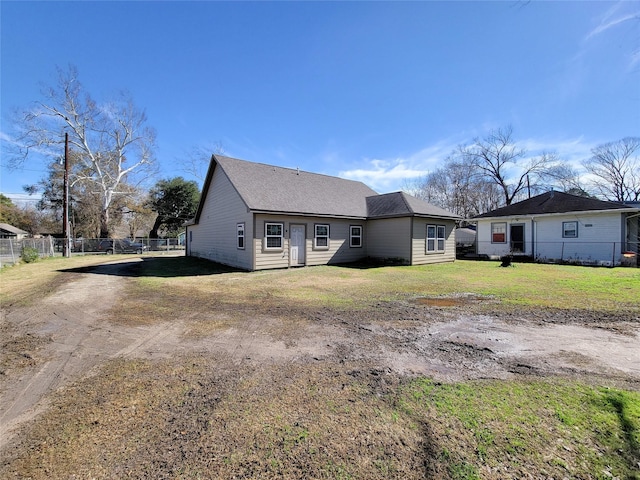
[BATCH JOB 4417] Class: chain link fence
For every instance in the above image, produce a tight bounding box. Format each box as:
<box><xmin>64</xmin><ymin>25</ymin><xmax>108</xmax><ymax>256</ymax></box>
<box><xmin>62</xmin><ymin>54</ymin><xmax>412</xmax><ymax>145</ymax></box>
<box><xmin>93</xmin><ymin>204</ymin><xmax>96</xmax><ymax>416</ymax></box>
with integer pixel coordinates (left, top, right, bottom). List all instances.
<box><xmin>472</xmin><ymin>240</ymin><xmax>638</xmax><ymax>267</ymax></box>
<box><xmin>0</xmin><ymin>237</ymin><xmax>56</xmax><ymax>267</ymax></box>
<box><xmin>1</xmin><ymin>237</ymin><xmax>184</xmax><ymax>267</ymax></box>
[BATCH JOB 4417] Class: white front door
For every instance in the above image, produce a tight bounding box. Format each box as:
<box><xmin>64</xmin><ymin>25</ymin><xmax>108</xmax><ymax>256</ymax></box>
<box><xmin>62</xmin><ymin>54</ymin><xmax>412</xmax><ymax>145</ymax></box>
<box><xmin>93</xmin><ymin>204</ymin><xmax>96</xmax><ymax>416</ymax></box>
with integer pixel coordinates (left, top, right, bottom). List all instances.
<box><xmin>290</xmin><ymin>225</ymin><xmax>306</xmax><ymax>266</ymax></box>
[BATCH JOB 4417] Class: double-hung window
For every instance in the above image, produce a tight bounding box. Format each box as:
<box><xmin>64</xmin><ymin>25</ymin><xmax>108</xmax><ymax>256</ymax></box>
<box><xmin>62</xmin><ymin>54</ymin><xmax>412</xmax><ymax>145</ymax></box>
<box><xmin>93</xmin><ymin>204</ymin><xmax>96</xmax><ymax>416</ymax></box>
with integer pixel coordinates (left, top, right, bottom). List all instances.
<box><xmin>265</xmin><ymin>222</ymin><xmax>283</xmax><ymax>250</ymax></box>
<box><xmin>562</xmin><ymin>221</ymin><xmax>578</xmax><ymax>238</ymax></box>
<box><xmin>237</xmin><ymin>223</ymin><xmax>245</xmax><ymax>249</ymax></box>
<box><xmin>314</xmin><ymin>224</ymin><xmax>329</xmax><ymax>249</ymax></box>
<box><xmin>350</xmin><ymin>225</ymin><xmax>362</xmax><ymax>247</ymax></box>
<box><xmin>437</xmin><ymin>225</ymin><xmax>446</xmax><ymax>251</ymax></box>
<box><xmin>427</xmin><ymin>225</ymin><xmax>436</xmax><ymax>252</ymax></box>
<box><xmin>426</xmin><ymin>224</ymin><xmax>446</xmax><ymax>253</ymax></box>
<box><xmin>491</xmin><ymin>222</ymin><xmax>507</xmax><ymax>243</ymax></box>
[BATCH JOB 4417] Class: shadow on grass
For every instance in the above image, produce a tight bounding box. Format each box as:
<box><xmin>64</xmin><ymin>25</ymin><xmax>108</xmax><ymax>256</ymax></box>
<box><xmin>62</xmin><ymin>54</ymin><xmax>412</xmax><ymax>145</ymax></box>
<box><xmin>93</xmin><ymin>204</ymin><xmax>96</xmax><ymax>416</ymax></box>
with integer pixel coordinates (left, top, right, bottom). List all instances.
<box><xmin>603</xmin><ymin>390</ymin><xmax>640</xmax><ymax>470</ymax></box>
<box><xmin>58</xmin><ymin>256</ymin><xmax>243</xmax><ymax>278</ymax></box>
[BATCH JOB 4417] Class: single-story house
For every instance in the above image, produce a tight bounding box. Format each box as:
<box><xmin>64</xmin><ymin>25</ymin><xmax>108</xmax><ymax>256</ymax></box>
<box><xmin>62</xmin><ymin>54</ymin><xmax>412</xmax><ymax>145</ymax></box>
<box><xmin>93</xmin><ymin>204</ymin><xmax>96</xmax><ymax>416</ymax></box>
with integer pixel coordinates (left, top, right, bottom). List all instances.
<box><xmin>0</xmin><ymin>223</ymin><xmax>29</xmax><ymax>240</ymax></box>
<box><xmin>473</xmin><ymin>191</ymin><xmax>640</xmax><ymax>266</ymax></box>
<box><xmin>186</xmin><ymin>155</ymin><xmax>461</xmax><ymax>271</ymax></box>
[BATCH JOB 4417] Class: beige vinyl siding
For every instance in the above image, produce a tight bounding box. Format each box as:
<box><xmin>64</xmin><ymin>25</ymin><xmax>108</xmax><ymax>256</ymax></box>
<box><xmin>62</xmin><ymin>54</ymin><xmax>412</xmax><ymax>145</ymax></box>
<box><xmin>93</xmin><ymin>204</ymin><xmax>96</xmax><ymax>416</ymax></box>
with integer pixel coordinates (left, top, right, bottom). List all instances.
<box><xmin>253</xmin><ymin>215</ymin><xmax>367</xmax><ymax>270</ymax></box>
<box><xmin>411</xmin><ymin>218</ymin><xmax>456</xmax><ymax>265</ymax></box>
<box><xmin>189</xmin><ymin>167</ymin><xmax>253</xmax><ymax>270</ymax></box>
<box><xmin>366</xmin><ymin>217</ymin><xmax>412</xmax><ymax>263</ymax></box>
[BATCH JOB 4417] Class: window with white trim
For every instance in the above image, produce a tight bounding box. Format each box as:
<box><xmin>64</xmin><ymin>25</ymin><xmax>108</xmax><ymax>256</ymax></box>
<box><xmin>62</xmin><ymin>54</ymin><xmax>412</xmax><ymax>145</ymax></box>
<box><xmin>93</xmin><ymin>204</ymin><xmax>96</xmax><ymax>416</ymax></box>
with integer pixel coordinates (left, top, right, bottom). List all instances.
<box><xmin>350</xmin><ymin>225</ymin><xmax>362</xmax><ymax>247</ymax></box>
<box><xmin>265</xmin><ymin>222</ymin><xmax>283</xmax><ymax>250</ymax></box>
<box><xmin>426</xmin><ymin>224</ymin><xmax>446</xmax><ymax>253</ymax></box>
<box><xmin>314</xmin><ymin>224</ymin><xmax>329</xmax><ymax>249</ymax></box>
<box><xmin>237</xmin><ymin>223</ymin><xmax>245</xmax><ymax>249</ymax></box>
<box><xmin>491</xmin><ymin>222</ymin><xmax>507</xmax><ymax>243</ymax></box>
<box><xmin>562</xmin><ymin>221</ymin><xmax>578</xmax><ymax>238</ymax></box>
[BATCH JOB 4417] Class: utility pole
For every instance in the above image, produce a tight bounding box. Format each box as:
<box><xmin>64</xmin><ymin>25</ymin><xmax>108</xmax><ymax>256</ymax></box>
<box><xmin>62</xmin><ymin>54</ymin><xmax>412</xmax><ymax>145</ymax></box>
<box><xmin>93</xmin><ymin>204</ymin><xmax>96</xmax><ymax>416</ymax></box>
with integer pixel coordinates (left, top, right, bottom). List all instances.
<box><xmin>63</xmin><ymin>132</ymin><xmax>70</xmax><ymax>258</ymax></box>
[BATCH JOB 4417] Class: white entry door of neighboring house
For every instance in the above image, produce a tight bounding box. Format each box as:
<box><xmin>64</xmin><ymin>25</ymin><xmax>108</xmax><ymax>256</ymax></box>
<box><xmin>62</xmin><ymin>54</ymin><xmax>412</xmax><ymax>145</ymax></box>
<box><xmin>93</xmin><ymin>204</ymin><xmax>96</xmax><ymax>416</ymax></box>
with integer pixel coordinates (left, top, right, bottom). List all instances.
<box><xmin>290</xmin><ymin>225</ymin><xmax>306</xmax><ymax>266</ymax></box>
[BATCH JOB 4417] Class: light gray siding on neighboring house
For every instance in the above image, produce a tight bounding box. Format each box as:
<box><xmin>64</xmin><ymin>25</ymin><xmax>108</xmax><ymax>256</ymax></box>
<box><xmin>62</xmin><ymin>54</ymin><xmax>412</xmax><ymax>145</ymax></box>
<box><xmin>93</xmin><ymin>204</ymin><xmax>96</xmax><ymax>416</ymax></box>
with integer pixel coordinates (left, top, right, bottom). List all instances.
<box><xmin>366</xmin><ymin>217</ymin><xmax>412</xmax><ymax>262</ymax></box>
<box><xmin>411</xmin><ymin>218</ymin><xmax>457</xmax><ymax>265</ymax></box>
<box><xmin>189</xmin><ymin>167</ymin><xmax>253</xmax><ymax>270</ymax></box>
<box><xmin>476</xmin><ymin>211</ymin><xmax>628</xmax><ymax>264</ymax></box>
<box><xmin>473</xmin><ymin>191</ymin><xmax>640</xmax><ymax>265</ymax></box>
<box><xmin>533</xmin><ymin>212</ymin><xmax>625</xmax><ymax>264</ymax></box>
<box><xmin>476</xmin><ymin>218</ymin><xmax>526</xmax><ymax>258</ymax></box>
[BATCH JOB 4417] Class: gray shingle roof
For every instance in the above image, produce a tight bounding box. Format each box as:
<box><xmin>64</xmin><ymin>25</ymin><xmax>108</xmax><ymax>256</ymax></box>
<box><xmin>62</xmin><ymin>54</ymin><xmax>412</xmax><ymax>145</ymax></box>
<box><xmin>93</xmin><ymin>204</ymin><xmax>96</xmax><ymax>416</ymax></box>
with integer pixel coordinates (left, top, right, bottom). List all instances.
<box><xmin>367</xmin><ymin>192</ymin><xmax>461</xmax><ymax>219</ymax></box>
<box><xmin>211</xmin><ymin>155</ymin><xmax>378</xmax><ymax>218</ymax></box>
<box><xmin>194</xmin><ymin>155</ymin><xmax>460</xmax><ymax>222</ymax></box>
<box><xmin>474</xmin><ymin>191</ymin><xmax>634</xmax><ymax>219</ymax></box>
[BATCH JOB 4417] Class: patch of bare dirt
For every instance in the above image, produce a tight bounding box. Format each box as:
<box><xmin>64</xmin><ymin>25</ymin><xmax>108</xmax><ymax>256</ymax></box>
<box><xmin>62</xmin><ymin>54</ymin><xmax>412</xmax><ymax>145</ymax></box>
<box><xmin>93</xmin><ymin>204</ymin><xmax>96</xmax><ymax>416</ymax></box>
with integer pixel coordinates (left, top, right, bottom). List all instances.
<box><xmin>1</xmin><ymin>258</ymin><xmax>639</xmax><ymax>456</ymax></box>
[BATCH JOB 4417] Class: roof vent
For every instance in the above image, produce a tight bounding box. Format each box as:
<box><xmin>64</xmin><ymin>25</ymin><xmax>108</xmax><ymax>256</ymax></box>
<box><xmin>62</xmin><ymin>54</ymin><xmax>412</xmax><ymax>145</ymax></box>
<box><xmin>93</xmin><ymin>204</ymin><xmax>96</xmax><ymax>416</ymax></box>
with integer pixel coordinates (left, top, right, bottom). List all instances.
<box><xmin>297</xmin><ymin>167</ymin><xmax>300</xmax><ymax>175</ymax></box>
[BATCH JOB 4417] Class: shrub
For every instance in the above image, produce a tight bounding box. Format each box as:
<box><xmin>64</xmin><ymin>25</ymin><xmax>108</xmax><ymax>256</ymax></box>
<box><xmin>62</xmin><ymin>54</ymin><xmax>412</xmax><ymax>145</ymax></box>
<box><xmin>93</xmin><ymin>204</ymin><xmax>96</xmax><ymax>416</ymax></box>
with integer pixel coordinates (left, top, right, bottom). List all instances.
<box><xmin>21</xmin><ymin>246</ymin><xmax>40</xmax><ymax>263</ymax></box>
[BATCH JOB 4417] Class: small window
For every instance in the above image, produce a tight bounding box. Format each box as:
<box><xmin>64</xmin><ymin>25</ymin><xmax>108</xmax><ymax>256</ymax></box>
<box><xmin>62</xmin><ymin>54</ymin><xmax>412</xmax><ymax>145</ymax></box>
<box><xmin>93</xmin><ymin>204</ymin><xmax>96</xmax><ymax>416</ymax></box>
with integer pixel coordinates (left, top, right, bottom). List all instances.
<box><xmin>427</xmin><ymin>224</ymin><xmax>446</xmax><ymax>252</ymax></box>
<box><xmin>437</xmin><ymin>225</ymin><xmax>446</xmax><ymax>251</ymax></box>
<box><xmin>314</xmin><ymin>224</ymin><xmax>329</xmax><ymax>249</ymax></box>
<box><xmin>426</xmin><ymin>225</ymin><xmax>436</xmax><ymax>252</ymax></box>
<box><xmin>237</xmin><ymin>223</ymin><xmax>245</xmax><ymax>249</ymax></box>
<box><xmin>265</xmin><ymin>222</ymin><xmax>283</xmax><ymax>250</ymax></box>
<box><xmin>491</xmin><ymin>222</ymin><xmax>507</xmax><ymax>243</ymax></box>
<box><xmin>563</xmin><ymin>221</ymin><xmax>578</xmax><ymax>238</ymax></box>
<box><xmin>350</xmin><ymin>225</ymin><xmax>362</xmax><ymax>247</ymax></box>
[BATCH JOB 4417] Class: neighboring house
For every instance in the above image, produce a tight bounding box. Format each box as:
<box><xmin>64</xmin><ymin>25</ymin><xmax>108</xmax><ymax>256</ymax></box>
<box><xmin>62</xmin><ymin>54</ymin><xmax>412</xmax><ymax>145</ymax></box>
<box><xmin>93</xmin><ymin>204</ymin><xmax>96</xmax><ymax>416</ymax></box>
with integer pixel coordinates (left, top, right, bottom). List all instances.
<box><xmin>0</xmin><ymin>223</ymin><xmax>29</xmax><ymax>240</ymax></box>
<box><xmin>473</xmin><ymin>191</ymin><xmax>640</xmax><ymax>266</ymax></box>
<box><xmin>186</xmin><ymin>155</ymin><xmax>461</xmax><ymax>271</ymax></box>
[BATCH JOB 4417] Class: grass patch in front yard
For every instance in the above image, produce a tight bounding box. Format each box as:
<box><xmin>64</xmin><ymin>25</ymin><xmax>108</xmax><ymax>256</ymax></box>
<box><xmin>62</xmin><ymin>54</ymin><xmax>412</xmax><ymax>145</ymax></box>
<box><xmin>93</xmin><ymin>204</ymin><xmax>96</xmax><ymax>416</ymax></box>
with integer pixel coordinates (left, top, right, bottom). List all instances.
<box><xmin>2</xmin><ymin>357</ymin><xmax>638</xmax><ymax>479</ymax></box>
<box><xmin>130</xmin><ymin>257</ymin><xmax>640</xmax><ymax>315</ymax></box>
<box><xmin>400</xmin><ymin>378</ymin><xmax>640</xmax><ymax>479</ymax></box>
<box><xmin>3</xmin><ymin>256</ymin><xmax>637</xmax><ymax>315</ymax></box>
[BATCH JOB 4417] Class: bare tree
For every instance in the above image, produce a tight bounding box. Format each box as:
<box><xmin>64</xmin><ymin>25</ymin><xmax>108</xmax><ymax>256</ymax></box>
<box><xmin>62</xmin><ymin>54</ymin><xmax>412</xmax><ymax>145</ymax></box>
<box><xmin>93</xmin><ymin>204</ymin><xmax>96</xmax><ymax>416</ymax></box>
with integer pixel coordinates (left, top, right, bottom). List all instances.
<box><xmin>583</xmin><ymin>137</ymin><xmax>640</xmax><ymax>202</ymax></box>
<box><xmin>180</xmin><ymin>142</ymin><xmax>225</xmax><ymax>184</ymax></box>
<box><xmin>7</xmin><ymin>65</ymin><xmax>157</xmax><ymax>237</ymax></box>
<box><xmin>460</xmin><ymin>126</ymin><xmax>555</xmax><ymax>205</ymax></box>
<box><xmin>410</xmin><ymin>156</ymin><xmax>502</xmax><ymax>218</ymax></box>
<box><xmin>539</xmin><ymin>163</ymin><xmax>585</xmax><ymax>194</ymax></box>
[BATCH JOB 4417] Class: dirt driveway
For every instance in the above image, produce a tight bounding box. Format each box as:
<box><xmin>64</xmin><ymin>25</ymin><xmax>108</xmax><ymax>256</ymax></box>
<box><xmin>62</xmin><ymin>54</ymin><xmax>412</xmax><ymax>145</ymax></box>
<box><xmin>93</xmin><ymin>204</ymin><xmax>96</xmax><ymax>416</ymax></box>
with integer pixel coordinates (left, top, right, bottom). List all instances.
<box><xmin>1</xmin><ymin>258</ymin><xmax>639</xmax><ymax>450</ymax></box>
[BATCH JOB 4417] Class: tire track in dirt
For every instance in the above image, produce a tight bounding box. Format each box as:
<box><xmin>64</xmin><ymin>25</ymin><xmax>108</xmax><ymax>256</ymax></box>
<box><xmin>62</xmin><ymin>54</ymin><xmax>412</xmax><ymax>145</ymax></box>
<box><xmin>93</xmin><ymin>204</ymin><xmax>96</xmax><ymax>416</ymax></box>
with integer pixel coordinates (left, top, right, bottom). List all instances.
<box><xmin>0</xmin><ymin>259</ymin><xmax>186</xmax><ymax>449</ymax></box>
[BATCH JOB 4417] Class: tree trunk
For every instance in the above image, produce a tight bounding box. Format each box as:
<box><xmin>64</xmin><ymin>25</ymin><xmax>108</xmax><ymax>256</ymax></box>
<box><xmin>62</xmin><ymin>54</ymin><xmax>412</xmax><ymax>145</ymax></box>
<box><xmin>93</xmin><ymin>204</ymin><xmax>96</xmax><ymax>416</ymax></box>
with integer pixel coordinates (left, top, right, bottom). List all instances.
<box><xmin>100</xmin><ymin>208</ymin><xmax>110</xmax><ymax>238</ymax></box>
<box><xmin>149</xmin><ymin>215</ymin><xmax>163</xmax><ymax>239</ymax></box>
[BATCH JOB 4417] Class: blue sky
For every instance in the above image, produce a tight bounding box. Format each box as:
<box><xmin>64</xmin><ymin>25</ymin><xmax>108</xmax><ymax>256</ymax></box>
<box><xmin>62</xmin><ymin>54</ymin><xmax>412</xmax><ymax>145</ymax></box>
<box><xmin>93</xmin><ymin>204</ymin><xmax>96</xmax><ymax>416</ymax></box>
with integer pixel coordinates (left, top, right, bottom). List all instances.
<box><xmin>1</xmin><ymin>1</ymin><xmax>639</xmax><ymax>205</ymax></box>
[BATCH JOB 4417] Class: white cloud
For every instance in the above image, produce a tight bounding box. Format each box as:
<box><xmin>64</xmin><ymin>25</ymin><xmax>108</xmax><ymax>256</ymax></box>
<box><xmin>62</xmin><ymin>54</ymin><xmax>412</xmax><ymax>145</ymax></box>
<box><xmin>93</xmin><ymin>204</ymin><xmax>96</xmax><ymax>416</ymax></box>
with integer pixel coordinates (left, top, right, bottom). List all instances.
<box><xmin>338</xmin><ymin>140</ymin><xmax>457</xmax><ymax>193</ymax></box>
<box><xmin>585</xmin><ymin>6</ymin><xmax>640</xmax><ymax>42</ymax></box>
<box><xmin>521</xmin><ymin>136</ymin><xmax>595</xmax><ymax>166</ymax></box>
<box><xmin>337</xmin><ymin>135</ymin><xmax>602</xmax><ymax>194</ymax></box>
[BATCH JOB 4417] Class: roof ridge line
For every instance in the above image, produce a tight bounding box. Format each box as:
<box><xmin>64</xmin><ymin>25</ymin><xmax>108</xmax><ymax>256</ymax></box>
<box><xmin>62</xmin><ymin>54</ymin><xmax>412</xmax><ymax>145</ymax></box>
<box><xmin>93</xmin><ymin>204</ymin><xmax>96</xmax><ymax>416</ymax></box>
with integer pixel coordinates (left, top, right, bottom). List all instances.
<box><xmin>398</xmin><ymin>191</ymin><xmax>415</xmax><ymax>214</ymax></box>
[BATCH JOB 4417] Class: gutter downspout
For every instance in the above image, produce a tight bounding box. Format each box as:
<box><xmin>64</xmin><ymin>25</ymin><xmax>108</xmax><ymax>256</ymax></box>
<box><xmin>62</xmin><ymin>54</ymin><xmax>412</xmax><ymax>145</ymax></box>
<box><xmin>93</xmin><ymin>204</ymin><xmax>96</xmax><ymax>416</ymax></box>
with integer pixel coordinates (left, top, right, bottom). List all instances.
<box><xmin>531</xmin><ymin>216</ymin><xmax>535</xmax><ymax>260</ymax></box>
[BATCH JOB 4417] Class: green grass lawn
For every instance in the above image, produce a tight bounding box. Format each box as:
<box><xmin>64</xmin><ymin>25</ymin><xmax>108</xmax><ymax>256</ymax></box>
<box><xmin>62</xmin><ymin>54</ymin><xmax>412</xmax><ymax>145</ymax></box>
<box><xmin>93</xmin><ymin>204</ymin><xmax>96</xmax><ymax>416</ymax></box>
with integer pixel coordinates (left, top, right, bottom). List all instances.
<box><xmin>2</xmin><ymin>256</ymin><xmax>639</xmax><ymax>479</ymax></box>
<box><xmin>134</xmin><ymin>256</ymin><xmax>640</xmax><ymax>312</ymax></box>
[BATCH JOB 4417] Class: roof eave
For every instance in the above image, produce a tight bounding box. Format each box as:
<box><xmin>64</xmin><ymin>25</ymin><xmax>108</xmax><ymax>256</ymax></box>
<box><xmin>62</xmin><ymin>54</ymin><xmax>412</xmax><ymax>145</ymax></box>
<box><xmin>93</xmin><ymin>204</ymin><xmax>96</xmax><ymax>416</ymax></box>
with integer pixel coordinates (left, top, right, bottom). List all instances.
<box><xmin>473</xmin><ymin>207</ymin><xmax>639</xmax><ymax>221</ymax></box>
<box><xmin>251</xmin><ymin>209</ymin><xmax>368</xmax><ymax>220</ymax></box>
<box><xmin>369</xmin><ymin>213</ymin><xmax>461</xmax><ymax>220</ymax></box>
